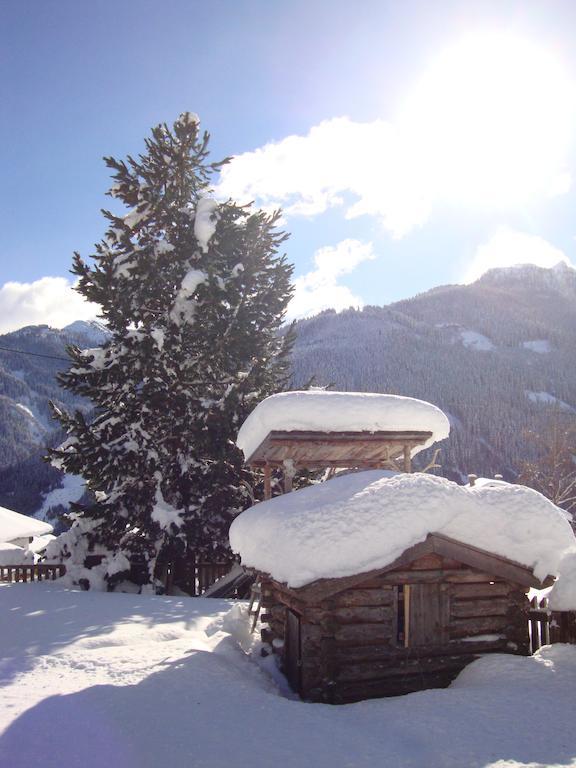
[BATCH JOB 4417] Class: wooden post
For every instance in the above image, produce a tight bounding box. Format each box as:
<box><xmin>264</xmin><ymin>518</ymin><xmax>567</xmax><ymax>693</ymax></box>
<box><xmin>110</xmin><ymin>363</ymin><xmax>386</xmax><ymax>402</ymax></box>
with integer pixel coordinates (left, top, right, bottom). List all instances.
<box><xmin>263</xmin><ymin>464</ymin><xmax>272</xmax><ymax>500</ymax></box>
<box><xmin>403</xmin><ymin>445</ymin><xmax>411</xmax><ymax>473</ymax></box>
<box><xmin>468</xmin><ymin>474</ymin><xmax>477</xmax><ymax>487</ymax></box>
<box><xmin>283</xmin><ymin>459</ymin><xmax>296</xmax><ymax>494</ymax></box>
<box><xmin>543</xmin><ymin>597</ymin><xmax>551</xmax><ymax>646</ymax></box>
<box><xmin>404</xmin><ymin>584</ymin><xmax>411</xmax><ymax>648</ymax></box>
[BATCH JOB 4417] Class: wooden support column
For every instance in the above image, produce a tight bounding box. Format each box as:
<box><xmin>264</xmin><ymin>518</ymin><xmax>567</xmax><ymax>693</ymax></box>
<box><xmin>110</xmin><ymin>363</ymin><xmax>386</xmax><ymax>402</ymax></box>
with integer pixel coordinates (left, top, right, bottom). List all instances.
<box><xmin>283</xmin><ymin>459</ymin><xmax>296</xmax><ymax>494</ymax></box>
<box><xmin>403</xmin><ymin>444</ymin><xmax>412</xmax><ymax>473</ymax></box>
<box><xmin>263</xmin><ymin>464</ymin><xmax>272</xmax><ymax>500</ymax></box>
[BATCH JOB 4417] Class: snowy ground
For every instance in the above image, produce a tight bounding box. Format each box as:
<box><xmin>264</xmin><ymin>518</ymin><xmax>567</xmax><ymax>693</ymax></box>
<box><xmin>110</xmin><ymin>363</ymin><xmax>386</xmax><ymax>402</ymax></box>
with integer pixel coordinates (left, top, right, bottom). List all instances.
<box><xmin>1</xmin><ymin>583</ymin><xmax>576</xmax><ymax>768</ymax></box>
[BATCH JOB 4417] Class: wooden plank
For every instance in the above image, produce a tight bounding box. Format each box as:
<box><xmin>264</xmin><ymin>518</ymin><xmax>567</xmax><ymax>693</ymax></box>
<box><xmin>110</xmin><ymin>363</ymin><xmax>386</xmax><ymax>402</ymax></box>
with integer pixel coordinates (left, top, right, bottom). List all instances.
<box><xmin>263</xmin><ymin>464</ymin><xmax>271</xmax><ymax>500</ymax></box>
<box><xmin>430</xmin><ymin>535</ymin><xmax>550</xmax><ymax>588</ymax></box>
<box><xmin>330</xmin><ymin>668</ymin><xmax>464</xmax><ymax>703</ymax></box>
<box><xmin>409</xmin><ymin>554</ymin><xmax>445</xmax><ymax>570</ymax></box>
<box><xmin>403</xmin><ymin>444</ymin><xmax>411</xmax><ymax>473</ymax></box>
<box><xmin>450</xmin><ymin>615</ymin><xmax>509</xmax><ymax>638</ymax></box>
<box><xmin>409</xmin><ymin>583</ymin><xmax>449</xmax><ymax>646</ymax></box>
<box><xmin>246</xmin><ymin>429</ymin><xmax>433</xmax><ymax>466</ymax></box>
<box><xmin>334</xmin><ymin>622</ymin><xmax>393</xmax><ymax>645</ymax></box>
<box><xmin>404</xmin><ymin>584</ymin><xmax>410</xmax><ymax>648</ymax></box>
<box><xmin>330</xmin><ymin>588</ymin><xmax>395</xmax><ymax>608</ymax></box>
<box><xmin>331</xmin><ymin>636</ymin><xmax>510</xmax><ymax>663</ymax></box>
<box><xmin>449</xmin><ymin>582</ymin><xmax>512</xmax><ymax>599</ymax></box>
<box><xmin>451</xmin><ymin>598</ymin><xmax>511</xmax><ymax>619</ymax></box>
<box><xmin>335</xmin><ymin>653</ymin><xmax>479</xmax><ymax>683</ymax></box>
<box><xmin>318</xmin><ymin>605</ymin><xmax>394</xmax><ymax>625</ymax></box>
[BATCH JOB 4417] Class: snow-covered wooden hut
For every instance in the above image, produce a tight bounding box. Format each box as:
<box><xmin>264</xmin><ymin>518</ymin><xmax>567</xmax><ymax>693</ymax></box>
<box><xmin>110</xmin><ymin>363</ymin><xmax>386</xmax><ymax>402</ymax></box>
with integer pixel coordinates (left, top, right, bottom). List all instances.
<box><xmin>236</xmin><ymin>391</ymin><xmax>450</xmax><ymax>494</ymax></box>
<box><xmin>230</xmin><ymin>471</ymin><xmax>575</xmax><ymax>703</ymax></box>
<box><xmin>0</xmin><ymin>504</ymin><xmax>53</xmax><ymax>565</ymax></box>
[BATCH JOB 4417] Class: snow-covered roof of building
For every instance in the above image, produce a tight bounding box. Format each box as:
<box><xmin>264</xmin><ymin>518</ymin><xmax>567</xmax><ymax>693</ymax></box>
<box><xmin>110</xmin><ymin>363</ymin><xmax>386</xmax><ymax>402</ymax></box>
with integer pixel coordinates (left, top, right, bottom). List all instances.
<box><xmin>229</xmin><ymin>471</ymin><xmax>575</xmax><ymax>588</ymax></box>
<box><xmin>0</xmin><ymin>542</ymin><xmax>34</xmax><ymax>566</ymax></box>
<box><xmin>236</xmin><ymin>391</ymin><xmax>450</xmax><ymax>463</ymax></box>
<box><xmin>0</xmin><ymin>505</ymin><xmax>53</xmax><ymax>543</ymax></box>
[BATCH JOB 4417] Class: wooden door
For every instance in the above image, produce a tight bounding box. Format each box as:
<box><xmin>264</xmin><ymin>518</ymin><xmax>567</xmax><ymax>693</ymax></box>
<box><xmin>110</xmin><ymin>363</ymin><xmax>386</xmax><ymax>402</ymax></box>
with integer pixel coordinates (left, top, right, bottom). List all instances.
<box><xmin>285</xmin><ymin>608</ymin><xmax>302</xmax><ymax>694</ymax></box>
<box><xmin>408</xmin><ymin>583</ymin><xmax>449</xmax><ymax>647</ymax></box>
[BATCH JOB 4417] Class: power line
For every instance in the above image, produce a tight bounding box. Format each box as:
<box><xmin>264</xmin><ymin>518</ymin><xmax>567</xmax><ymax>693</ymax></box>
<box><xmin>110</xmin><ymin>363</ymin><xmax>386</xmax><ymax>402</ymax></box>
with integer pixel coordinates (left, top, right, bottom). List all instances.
<box><xmin>0</xmin><ymin>345</ymin><xmax>71</xmax><ymax>363</ymax></box>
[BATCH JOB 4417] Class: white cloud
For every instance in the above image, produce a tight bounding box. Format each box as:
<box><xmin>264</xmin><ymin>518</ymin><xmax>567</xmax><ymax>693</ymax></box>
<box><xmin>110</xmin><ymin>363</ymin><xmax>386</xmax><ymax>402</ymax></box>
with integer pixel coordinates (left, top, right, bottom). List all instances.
<box><xmin>464</xmin><ymin>228</ymin><xmax>573</xmax><ymax>283</ymax></box>
<box><xmin>217</xmin><ymin>117</ymin><xmax>429</xmax><ymax>238</ymax></box>
<box><xmin>0</xmin><ymin>277</ymin><xmax>98</xmax><ymax>335</ymax></box>
<box><xmin>287</xmin><ymin>239</ymin><xmax>376</xmax><ymax>320</ymax></box>
<box><xmin>217</xmin><ymin>36</ymin><xmax>574</xmax><ymax>237</ymax></box>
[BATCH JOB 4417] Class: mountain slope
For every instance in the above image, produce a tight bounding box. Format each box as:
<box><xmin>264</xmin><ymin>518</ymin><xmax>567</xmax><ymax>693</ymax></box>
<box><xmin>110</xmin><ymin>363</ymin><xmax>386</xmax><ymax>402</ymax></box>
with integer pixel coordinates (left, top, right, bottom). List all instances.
<box><xmin>0</xmin><ymin>321</ymin><xmax>107</xmax><ymax>514</ymax></box>
<box><xmin>1</xmin><ymin>266</ymin><xmax>574</xmax><ymax>515</ymax></box>
<box><xmin>290</xmin><ymin>263</ymin><xmax>576</xmax><ymax>480</ymax></box>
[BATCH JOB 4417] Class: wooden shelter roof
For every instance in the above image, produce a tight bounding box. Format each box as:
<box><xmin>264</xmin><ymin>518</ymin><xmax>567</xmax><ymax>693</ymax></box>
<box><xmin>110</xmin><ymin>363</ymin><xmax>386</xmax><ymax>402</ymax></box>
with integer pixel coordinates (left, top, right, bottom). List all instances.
<box><xmin>244</xmin><ymin>429</ymin><xmax>433</xmax><ymax>469</ymax></box>
<box><xmin>268</xmin><ymin>533</ymin><xmax>554</xmax><ymax>604</ymax></box>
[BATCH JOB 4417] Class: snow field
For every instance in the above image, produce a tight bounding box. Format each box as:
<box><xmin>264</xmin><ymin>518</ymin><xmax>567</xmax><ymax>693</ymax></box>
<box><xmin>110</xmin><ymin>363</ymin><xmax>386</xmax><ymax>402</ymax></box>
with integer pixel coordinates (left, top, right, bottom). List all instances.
<box><xmin>1</xmin><ymin>583</ymin><xmax>576</xmax><ymax>768</ymax></box>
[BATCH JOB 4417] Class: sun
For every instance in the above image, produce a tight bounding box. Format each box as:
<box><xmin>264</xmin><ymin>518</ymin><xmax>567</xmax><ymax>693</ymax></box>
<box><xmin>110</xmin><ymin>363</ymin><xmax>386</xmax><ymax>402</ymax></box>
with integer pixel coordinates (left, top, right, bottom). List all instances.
<box><xmin>399</xmin><ymin>32</ymin><xmax>575</xmax><ymax>209</ymax></box>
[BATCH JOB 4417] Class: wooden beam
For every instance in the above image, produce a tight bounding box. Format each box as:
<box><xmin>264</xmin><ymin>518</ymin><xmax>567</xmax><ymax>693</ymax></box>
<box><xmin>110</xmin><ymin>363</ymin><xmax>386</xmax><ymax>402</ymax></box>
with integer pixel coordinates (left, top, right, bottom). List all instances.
<box><xmin>263</xmin><ymin>464</ymin><xmax>271</xmax><ymax>500</ymax></box>
<box><xmin>429</xmin><ymin>534</ymin><xmax>551</xmax><ymax>589</ymax></box>
<box><xmin>243</xmin><ymin>429</ymin><xmax>433</xmax><ymax>467</ymax></box>
<box><xmin>283</xmin><ymin>459</ymin><xmax>295</xmax><ymax>494</ymax></box>
<box><xmin>403</xmin><ymin>444</ymin><xmax>411</xmax><ymax>473</ymax></box>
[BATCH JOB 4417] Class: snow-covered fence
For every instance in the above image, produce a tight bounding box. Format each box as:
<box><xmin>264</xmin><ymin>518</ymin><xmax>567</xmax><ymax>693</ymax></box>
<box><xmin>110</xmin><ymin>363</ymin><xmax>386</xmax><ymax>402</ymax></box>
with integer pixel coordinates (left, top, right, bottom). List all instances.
<box><xmin>549</xmin><ymin>609</ymin><xmax>576</xmax><ymax>645</ymax></box>
<box><xmin>528</xmin><ymin>596</ymin><xmax>576</xmax><ymax>652</ymax></box>
<box><xmin>161</xmin><ymin>558</ymin><xmax>234</xmax><ymax>596</ymax></box>
<box><xmin>0</xmin><ymin>563</ymin><xmax>66</xmax><ymax>584</ymax></box>
<box><xmin>528</xmin><ymin>596</ymin><xmax>550</xmax><ymax>653</ymax></box>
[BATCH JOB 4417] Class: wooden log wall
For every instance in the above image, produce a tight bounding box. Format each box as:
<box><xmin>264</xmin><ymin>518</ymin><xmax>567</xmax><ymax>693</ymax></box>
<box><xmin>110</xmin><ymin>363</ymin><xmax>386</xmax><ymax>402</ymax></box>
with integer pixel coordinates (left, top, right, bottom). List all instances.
<box><xmin>261</xmin><ymin>554</ymin><xmax>531</xmax><ymax>704</ymax></box>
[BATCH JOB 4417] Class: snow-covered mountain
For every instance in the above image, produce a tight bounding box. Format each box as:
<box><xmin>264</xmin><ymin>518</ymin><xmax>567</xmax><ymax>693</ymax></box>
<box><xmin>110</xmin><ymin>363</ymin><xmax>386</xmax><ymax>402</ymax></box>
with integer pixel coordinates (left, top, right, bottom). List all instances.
<box><xmin>290</xmin><ymin>262</ymin><xmax>576</xmax><ymax>480</ymax></box>
<box><xmin>1</xmin><ymin>264</ymin><xmax>575</xmax><ymax>516</ymax></box>
<box><xmin>0</xmin><ymin>321</ymin><xmax>108</xmax><ymax>516</ymax></box>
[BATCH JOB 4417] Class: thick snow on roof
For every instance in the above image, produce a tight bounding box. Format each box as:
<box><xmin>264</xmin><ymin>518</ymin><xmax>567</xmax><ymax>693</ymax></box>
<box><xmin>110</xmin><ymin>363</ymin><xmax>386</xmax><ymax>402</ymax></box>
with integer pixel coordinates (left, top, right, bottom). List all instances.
<box><xmin>0</xmin><ymin>542</ymin><xmax>33</xmax><ymax>565</ymax></box>
<box><xmin>236</xmin><ymin>391</ymin><xmax>450</xmax><ymax>461</ymax></box>
<box><xmin>230</xmin><ymin>471</ymin><xmax>575</xmax><ymax>588</ymax></box>
<box><xmin>0</xmin><ymin>505</ymin><xmax>53</xmax><ymax>543</ymax></box>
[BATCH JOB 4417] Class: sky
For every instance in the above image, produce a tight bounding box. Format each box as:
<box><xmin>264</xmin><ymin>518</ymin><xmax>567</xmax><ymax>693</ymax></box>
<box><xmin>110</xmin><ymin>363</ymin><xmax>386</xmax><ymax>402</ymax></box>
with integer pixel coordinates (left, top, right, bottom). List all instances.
<box><xmin>2</xmin><ymin>0</ymin><xmax>576</xmax><ymax>333</ymax></box>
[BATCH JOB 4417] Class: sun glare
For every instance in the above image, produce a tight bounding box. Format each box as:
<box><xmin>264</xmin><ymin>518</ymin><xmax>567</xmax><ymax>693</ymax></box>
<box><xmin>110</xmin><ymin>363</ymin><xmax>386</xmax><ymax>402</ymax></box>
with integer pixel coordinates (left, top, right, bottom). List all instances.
<box><xmin>400</xmin><ymin>33</ymin><xmax>576</xmax><ymax>208</ymax></box>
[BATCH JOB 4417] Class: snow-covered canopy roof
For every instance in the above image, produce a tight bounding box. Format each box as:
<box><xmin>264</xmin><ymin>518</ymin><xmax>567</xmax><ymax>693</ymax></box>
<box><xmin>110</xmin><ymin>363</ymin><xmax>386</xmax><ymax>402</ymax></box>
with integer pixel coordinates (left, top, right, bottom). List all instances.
<box><xmin>0</xmin><ymin>505</ymin><xmax>53</xmax><ymax>543</ymax></box>
<box><xmin>236</xmin><ymin>391</ymin><xmax>450</xmax><ymax>463</ymax></box>
<box><xmin>229</xmin><ymin>471</ymin><xmax>575</xmax><ymax>588</ymax></box>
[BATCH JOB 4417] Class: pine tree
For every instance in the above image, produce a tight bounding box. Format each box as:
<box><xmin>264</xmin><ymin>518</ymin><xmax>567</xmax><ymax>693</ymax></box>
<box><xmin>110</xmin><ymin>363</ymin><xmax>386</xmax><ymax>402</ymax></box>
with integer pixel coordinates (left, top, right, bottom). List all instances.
<box><xmin>49</xmin><ymin>113</ymin><xmax>294</xmax><ymax>588</ymax></box>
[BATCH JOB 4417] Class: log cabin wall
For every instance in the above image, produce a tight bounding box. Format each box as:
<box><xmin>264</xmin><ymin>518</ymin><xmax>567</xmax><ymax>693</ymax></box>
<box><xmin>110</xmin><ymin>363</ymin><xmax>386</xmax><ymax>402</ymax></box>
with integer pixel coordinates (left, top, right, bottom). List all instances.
<box><xmin>260</xmin><ymin>553</ymin><xmax>531</xmax><ymax>704</ymax></box>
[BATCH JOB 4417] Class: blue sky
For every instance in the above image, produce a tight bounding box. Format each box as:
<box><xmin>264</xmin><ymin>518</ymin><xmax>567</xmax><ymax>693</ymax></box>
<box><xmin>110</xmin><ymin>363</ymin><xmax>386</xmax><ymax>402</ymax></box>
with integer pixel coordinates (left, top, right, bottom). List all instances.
<box><xmin>2</xmin><ymin>0</ymin><xmax>576</xmax><ymax>331</ymax></box>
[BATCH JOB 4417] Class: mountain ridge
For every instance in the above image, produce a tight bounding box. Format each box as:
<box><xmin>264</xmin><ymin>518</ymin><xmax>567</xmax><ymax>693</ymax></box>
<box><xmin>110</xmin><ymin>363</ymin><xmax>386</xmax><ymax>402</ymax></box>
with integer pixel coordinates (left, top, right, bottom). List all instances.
<box><xmin>0</xmin><ymin>265</ymin><xmax>574</xmax><ymax>516</ymax></box>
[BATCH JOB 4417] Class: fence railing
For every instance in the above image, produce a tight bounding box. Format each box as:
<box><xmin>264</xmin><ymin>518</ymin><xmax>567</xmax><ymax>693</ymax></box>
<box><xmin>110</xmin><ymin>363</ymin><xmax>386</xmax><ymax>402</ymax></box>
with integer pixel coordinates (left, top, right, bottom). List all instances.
<box><xmin>162</xmin><ymin>559</ymin><xmax>233</xmax><ymax>596</ymax></box>
<box><xmin>0</xmin><ymin>563</ymin><xmax>66</xmax><ymax>583</ymax></box>
<box><xmin>528</xmin><ymin>596</ymin><xmax>550</xmax><ymax>653</ymax></box>
<box><xmin>528</xmin><ymin>596</ymin><xmax>576</xmax><ymax>653</ymax></box>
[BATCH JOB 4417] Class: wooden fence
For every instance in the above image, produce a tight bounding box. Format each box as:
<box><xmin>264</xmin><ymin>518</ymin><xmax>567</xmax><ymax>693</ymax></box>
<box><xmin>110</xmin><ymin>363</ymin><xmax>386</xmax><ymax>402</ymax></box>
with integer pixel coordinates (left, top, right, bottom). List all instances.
<box><xmin>528</xmin><ymin>596</ymin><xmax>576</xmax><ymax>653</ymax></box>
<box><xmin>0</xmin><ymin>563</ymin><xmax>66</xmax><ymax>583</ymax></box>
<box><xmin>0</xmin><ymin>559</ymin><xmax>230</xmax><ymax>595</ymax></box>
<box><xmin>162</xmin><ymin>559</ymin><xmax>233</xmax><ymax>596</ymax></box>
